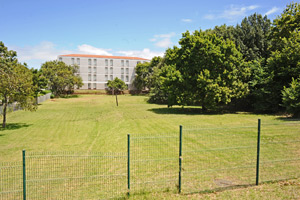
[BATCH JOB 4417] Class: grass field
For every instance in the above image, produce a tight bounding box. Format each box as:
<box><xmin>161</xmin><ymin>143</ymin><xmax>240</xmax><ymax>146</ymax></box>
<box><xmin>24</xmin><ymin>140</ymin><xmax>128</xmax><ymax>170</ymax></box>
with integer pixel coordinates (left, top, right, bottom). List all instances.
<box><xmin>0</xmin><ymin>95</ymin><xmax>299</xmax><ymax>199</ymax></box>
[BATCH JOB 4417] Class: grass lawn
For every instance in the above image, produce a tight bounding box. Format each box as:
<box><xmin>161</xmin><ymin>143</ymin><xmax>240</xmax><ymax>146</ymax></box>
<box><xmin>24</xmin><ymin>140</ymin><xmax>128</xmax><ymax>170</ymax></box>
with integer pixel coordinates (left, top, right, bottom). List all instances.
<box><xmin>0</xmin><ymin>95</ymin><xmax>299</xmax><ymax>199</ymax></box>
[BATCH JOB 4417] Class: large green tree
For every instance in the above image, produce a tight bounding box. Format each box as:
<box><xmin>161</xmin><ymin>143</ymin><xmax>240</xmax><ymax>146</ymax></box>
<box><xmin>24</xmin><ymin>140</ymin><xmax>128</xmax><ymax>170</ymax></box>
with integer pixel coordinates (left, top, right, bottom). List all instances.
<box><xmin>150</xmin><ymin>31</ymin><xmax>250</xmax><ymax>110</ymax></box>
<box><xmin>0</xmin><ymin>42</ymin><xmax>36</xmax><ymax>128</ymax></box>
<box><xmin>41</xmin><ymin>61</ymin><xmax>83</xmax><ymax>97</ymax></box>
<box><xmin>259</xmin><ymin>2</ymin><xmax>300</xmax><ymax>112</ymax></box>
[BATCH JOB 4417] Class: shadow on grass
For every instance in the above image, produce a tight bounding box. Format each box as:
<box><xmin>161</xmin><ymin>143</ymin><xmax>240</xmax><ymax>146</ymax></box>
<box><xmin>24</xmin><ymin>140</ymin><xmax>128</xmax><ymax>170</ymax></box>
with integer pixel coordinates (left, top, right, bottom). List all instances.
<box><xmin>276</xmin><ymin>117</ymin><xmax>300</xmax><ymax>122</ymax></box>
<box><xmin>182</xmin><ymin>178</ymin><xmax>299</xmax><ymax>196</ymax></box>
<box><xmin>61</xmin><ymin>94</ymin><xmax>80</xmax><ymax>99</ymax></box>
<box><xmin>0</xmin><ymin>123</ymin><xmax>32</xmax><ymax>132</ymax></box>
<box><xmin>148</xmin><ymin>107</ymin><xmax>235</xmax><ymax>115</ymax></box>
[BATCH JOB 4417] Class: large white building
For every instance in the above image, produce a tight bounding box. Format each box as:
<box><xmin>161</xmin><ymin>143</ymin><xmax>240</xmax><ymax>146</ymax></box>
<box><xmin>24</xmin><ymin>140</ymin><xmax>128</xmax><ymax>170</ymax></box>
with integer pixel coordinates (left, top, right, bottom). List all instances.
<box><xmin>58</xmin><ymin>54</ymin><xmax>149</xmax><ymax>90</ymax></box>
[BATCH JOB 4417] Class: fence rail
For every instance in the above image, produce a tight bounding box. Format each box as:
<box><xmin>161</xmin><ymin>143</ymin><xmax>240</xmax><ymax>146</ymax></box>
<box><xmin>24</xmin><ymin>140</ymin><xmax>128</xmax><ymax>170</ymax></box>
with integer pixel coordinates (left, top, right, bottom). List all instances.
<box><xmin>0</xmin><ymin>120</ymin><xmax>299</xmax><ymax>199</ymax></box>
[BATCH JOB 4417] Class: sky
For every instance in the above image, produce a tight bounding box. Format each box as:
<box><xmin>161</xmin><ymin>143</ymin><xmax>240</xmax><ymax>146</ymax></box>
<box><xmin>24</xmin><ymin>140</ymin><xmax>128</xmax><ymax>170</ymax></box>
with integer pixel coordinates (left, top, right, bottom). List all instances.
<box><xmin>0</xmin><ymin>0</ymin><xmax>293</xmax><ymax>69</ymax></box>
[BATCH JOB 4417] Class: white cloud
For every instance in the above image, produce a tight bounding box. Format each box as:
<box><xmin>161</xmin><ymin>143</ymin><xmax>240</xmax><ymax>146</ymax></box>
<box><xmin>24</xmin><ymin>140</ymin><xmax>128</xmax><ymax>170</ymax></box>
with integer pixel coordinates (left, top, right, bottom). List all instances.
<box><xmin>264</xmin><ymin>7</ymin><xmax>280</xmax><ymax>16</ymax></box>
<box><xmin>9</xmin><ymin>41</ymin><xmax>71</xmax><ymax>62</ymax></box>
<box><xmin>116</xmin><ymin>48</ymin><xmax>164</xmax><ymax>60</ymax></box>
<box><xmin>181</xmin><ymin>18</ymin><xmax>192</xmax><ymax>23</ymax></box>
<box><xmin>204</xmin><ymin>5</ymin><xmax>260</xmax><ymax>21</ymax></box>
<box><xmin>204</xmin><ymin>14</ymin><xmax>216</xmax><ymax>20</ymax></box>
<box><xmin>8</xmin><ymin>42</ymin><xmax>163</xmax><ymax>68</ymax></box>
<box><xmin>150</xmin><ymin>32</ymin><xmax>176</xmax><ymax>48</ymax></box>
<box><xmin>222</xmin><ymin>5</ymin><xmax>259</xmax><ymax>20</ymax></box>
<box><xmin>77</xmin><ymin>44</ymin><xmax>112</xmax><ymax>55</ymax></box>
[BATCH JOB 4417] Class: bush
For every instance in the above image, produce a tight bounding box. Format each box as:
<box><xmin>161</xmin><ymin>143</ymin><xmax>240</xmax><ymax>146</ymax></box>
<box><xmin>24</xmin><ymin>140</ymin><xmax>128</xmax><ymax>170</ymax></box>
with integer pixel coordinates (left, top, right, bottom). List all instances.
<box><xmin>282</xmin><ymin>77</ymin><xmax>300</xmax><ymax>117</ymax></box>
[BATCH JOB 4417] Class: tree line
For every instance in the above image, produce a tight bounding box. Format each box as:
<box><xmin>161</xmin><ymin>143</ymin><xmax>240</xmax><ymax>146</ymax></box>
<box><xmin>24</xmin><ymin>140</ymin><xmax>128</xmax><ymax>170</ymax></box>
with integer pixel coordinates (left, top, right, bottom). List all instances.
<box><xmin>0</xmin><ymin>43</ymin><xmax>83</xmax><ymax>128</ymax></box>
<box><xmin>134</xmin><ymin>2</ymin><xmax>300</xmax><ymax>117</ymax></box>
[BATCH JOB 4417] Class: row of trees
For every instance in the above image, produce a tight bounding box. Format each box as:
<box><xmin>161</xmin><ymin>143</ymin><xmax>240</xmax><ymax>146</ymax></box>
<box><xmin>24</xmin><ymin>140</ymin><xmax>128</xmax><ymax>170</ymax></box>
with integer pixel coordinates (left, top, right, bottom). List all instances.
<box><xmin>134</xmin><ymin>2</ymin><xmax>300</xmax><ymax>117</ymax></box>
<box><xmin>0</xmin><ymin>42</ymin><xmax>83</xmax><ymax>128</ymax></box>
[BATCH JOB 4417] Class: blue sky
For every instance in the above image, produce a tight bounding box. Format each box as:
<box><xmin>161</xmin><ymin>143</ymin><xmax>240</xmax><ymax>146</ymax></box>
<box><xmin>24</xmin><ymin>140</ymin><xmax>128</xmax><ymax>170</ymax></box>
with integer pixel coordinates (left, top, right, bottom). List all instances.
<box><xmin>0</xmin><ymin>0</ymin><xmax>292</xmax><ymax>68</ymax></box>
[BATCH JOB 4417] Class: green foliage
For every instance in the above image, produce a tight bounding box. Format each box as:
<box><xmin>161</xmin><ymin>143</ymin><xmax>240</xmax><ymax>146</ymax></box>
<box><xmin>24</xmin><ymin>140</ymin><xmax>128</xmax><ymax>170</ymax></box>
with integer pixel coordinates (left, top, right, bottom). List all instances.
<box><xmin>282</xmin><ymin>77</ymin><xmax>300</xmax><ymax>117</ymax></box>
<box><xmin>271</xmin><ymin>2</ymin><xmax>300</xmax><ymax>47</ymax></box>
<box><xmin>107</xmin><ymin>77</ymin><xmax>127</xmax><ymax>94</ymax></box>
<box><xmin>133</xmin><ymin>56</ymin><xmax>162</xmax><ymax>91</ymax></box>
<box><xmin>31</xmin><ymin>68</ymin><xmax>48</xmax><ymax>97</ymax></box>
<box><xmin>211</xmin><ymin>13</ymin><xmax>271</xmax><ymax>62</ymax></box>
<box><xmin>0</xmin><ymin>41</ymin><xmax>37</xmax><ymax>128</ymax></box>
<box><xmin>41</xmin><ymin>61</ymin><xmax>83</xmax><ymax>97</ymax></box>
<box><xmin>150</xmin><ymin>31</ymin><xmax>250</xmax><ymax>110</ymax></box>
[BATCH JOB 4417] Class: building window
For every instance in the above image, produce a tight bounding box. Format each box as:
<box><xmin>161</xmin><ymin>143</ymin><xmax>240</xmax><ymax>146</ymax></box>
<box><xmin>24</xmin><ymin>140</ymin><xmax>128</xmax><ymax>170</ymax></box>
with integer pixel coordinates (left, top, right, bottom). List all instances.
<box><xmin>93</xmin><ymin>67</ymin><xmax>97</xmax><ymax>73</ymax></box>
<box><xmin>88</xmin><ymin>67</ymin><xmax>92</xmax><ymax>73</ymax></box>
<box><xmin>105</xmin><ymin>75</ymin><xmax>108</xmax><ymax>81</ymax></box>
<box><xmin>121</xmin><ymin>75</ymin><xmax>124</xmax><ymax>81</ymax></box>
<box><xmin>59</xmin><ymin>57</ymin><xmax>62</xmax><ymax>61</ymax></box>
<box><xmin>94</xmin><ymin>59</ymin><xmax>97</xmax><ymax>66</ymax></box>
<box><xmin>126</xmin><ymin>60</ymin><xmax>129</xmax><ymax>67</ymax></box>
<box><xmin>110</xmin><ymin>67</ymin><xmax>113</xmax><ymax>74</ymax></box>
<box><xmin>110</xmin><ymin>60</ymin><xmax>113</xmax><ymax>66</ymax></box>
<box><xmin>88</xmin><ymin>83</ymin><xmax>91</xmax><ymax>89</ymax></box>
<box><xmin>110</xmin><ymin>75</ymin><xmax>113</xmax><ymax>80</ymax></box>
<box><xmin>105</xmin><ymin>59</ymin><xmax>108</xmax><ymax>66</ymax></box>
<box><xmin>88</xmin><ymin>59</ymin><xmax>92</xmax><ymax>65</ymax></box>
<box><xmin>93</xmin><ymin>83</ymin><xmax>96</xmax><ymax>89</ymax></box>
<box><xmin>71</xmin><ymin>58</ymin><xmax>75</xmax><ymax>65</ymax></box>
<box><xmin>88</xmin><ymin>74</ymin><xmax>91</xmax><ymax>81</ymax></box>
<box><xmin>137</xmin><ymin>61</ymin><xmax>141</xmax><ymax>64</ymax></box>
<box><xmin>121</xmin><ymin>68</ymin><xmax>124</xmax><ymax>74</ymax></box>
<box><xmin>126</xmin><ymin>68</ymin><xmax>129</xmax><ymax>74</ymax></box>
<box><xmin>77</xmin><ymin>58</ymin><xmax>80</xmax><ymax>65</ymax></box>
<box><xmin>126</xmin><ymin>75</ymin><xmax>129</xmax><ymax>82</ymax></box>
<box><xmin>121</xmin><ymin>60</ymin><xmax>124</xmax><ymax>67</ymax></box>
<box><xmin>105</xmin><ymin>67</ymin><xmax>108</xmax><ymax>74</ymax></box>
<box><xmin>105</xmin><ymin>83</ymin><xmax>108</xmax><ymax>88</ymax></box>
<box><xmin>93</xmin><ymin>74</ymin><xmax>97</xmax><ymax>81</ymax></box>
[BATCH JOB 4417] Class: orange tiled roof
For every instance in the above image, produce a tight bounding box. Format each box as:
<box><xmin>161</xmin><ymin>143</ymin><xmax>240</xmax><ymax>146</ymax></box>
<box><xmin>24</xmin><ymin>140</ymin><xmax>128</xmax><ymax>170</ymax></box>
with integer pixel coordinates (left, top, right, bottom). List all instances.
<box><xmin>59</xmin><ymin>54</ymin><xmax>149</xmax><ymax>60</ymax></box>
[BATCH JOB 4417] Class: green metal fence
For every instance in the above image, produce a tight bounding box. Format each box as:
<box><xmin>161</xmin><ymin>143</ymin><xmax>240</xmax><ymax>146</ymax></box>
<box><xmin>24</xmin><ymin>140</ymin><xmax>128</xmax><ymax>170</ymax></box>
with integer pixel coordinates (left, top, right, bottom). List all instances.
<box><xmin>181</xmin><ymin>123</ymin><xmax>258</xmax><ymax>193</ymax></box>
<box><xmin>260</xmin><ymin>121</ymin><xmax>300</xmax><ymax>183</ymax></box>
<box><xmin>0</xmin><ymin>161</ymin><xmax>23</xmax><ymax>200</ymax></box>
<box><xmin>1</xmin><ymin>120</ymin><xmax>300</xmax><ymax>199</ymax></box>
<box><xmin>26</xmin><ymin>151</ymin><xmax>127</xmax><ymax>199</ymax></box>
<box><xmin>129</xmin><ymin>132</ymin><xmax>179</xmax><ymax>194</ymax></box>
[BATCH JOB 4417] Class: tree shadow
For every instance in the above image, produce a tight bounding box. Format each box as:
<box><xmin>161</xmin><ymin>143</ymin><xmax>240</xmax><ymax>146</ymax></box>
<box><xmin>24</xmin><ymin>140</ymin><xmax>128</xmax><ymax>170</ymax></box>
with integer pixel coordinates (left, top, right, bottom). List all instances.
<box><xmin>148</xmin><ymin>107</ymin><xmax>233</xmax><ymax>115</ymax></box>
<box><xmin>0</xmin><ymin>123</ymin><xmax>32</xmax><ymax>132</ymax></box>
<box><xmin>61</xmin><ymin>94</ymin><xmax>80</xmax><ymax>99</ymax></box>
<box><xmin>276</xmin><ymin>116</ymin><xmax>300</xmax><ymax>122</ymax></box>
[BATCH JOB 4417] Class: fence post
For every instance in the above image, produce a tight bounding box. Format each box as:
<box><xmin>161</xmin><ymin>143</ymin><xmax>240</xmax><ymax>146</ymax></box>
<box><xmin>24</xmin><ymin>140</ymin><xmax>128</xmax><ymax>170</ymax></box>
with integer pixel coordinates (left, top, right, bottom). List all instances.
<box><xmin>127</xmin><ymin>134</ymin><xmax>130</xmax><ymax>195</ymax></box>
<box><xmin>22</xmin><ymin>150</ymin><xmax>26</xmax><ymax>200</ymax></box>
<box><xmin>256</xmin><ymin>119</ymin><xmax>261</xmax><ymax>185</ymax></box>
<box><xmin>178</xmin><ymin>125</ymin><xmax>183</xmax><ymax>193</ymax></box>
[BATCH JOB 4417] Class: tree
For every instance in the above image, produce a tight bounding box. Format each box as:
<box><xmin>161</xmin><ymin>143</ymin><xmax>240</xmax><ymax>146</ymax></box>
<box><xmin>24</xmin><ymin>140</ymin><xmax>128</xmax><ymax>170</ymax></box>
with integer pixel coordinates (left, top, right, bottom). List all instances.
<box><xmin>133</xmin><ymin>56</ymin><xmax>162</xmax><ymax>91</ymax></box>
<box><xmin>31</xmin><ymin>68</ymin><xmax>48</xmax><ymax>100</ymax></box>
<box><xmin>258</xmin><ymin>2</ymin><xmax>300</xmax><ymax>112</ymax></box>
<box><xmin>150</xmin><ymin>31</ymin><xmax>250</xmax><ymax>110</ymax></box>
<box><xmin>40</xmin><ymin>61</ymin><xmax>83</xmax><ymax>97</ymax></box>
<box><xmin>107</xmin><ymin>77</ymin><xmax>127</xmax><ymax>106</ymax></box>
<box><xmin>0</xmin><ymin>41</ymin><xmax>36</xmax><ymax>128</ymax></box>
<box><xmin>282</xmin><ymin>77</ymin><xmax>300</xmax><ymax>117</ymax></box>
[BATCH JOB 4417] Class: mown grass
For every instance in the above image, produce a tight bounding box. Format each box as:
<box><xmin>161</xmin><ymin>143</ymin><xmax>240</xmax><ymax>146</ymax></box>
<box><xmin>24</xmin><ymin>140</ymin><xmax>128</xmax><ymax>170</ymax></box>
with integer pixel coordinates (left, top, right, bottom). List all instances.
<box><xmin>0</xmin><ymin>95</ymin><xmax>299</xmax><ymax>199</ymax></box>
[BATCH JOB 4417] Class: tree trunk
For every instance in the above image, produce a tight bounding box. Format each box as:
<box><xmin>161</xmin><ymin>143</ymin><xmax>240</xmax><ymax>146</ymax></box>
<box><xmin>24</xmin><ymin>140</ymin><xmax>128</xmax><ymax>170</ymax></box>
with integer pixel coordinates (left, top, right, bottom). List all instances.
<box><xmin>2</xmin><ymin>97</ymin><xmax>7</xmax><ymax>128</ymax></box>
<box><xmin>115</xmin><ymin>94</ymin><xmax>118</xmax><ymax>106</ymax></box>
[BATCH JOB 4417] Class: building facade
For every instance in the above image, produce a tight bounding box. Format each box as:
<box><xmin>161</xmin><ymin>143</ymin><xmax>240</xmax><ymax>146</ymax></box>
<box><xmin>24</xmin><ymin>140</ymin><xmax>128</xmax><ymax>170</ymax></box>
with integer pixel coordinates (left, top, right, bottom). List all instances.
<box><xmin>58</xmin><ymin>54</ymin><xmax>149</xmax><ymax>90</ymax></box>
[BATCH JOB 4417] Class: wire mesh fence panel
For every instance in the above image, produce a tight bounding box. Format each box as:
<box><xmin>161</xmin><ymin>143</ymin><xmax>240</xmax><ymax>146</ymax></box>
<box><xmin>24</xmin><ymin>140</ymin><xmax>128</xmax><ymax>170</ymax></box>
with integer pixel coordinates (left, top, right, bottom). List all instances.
<box><xmin>181</xmin><ymin>125</ymin><xmax>258</xmax><ymax>194</ymax></box>
<box><xmin>26</xmin><ymin>152</ymin><xmax>127</xmax><ymax>200</ymax></box>
<box><xmin>260</xmin><ymin>122</ymin><xmax>300</xmax><ymax>182</ymax></box>
<box><xmin>130</xmin><ymin>133</ymin><xmax>179</xmax><ymax>194</ymax></box>
<box><xmin>0</xmin><ymin>161</ymin><xmax>23</xmax><ymax>200</ymax></box>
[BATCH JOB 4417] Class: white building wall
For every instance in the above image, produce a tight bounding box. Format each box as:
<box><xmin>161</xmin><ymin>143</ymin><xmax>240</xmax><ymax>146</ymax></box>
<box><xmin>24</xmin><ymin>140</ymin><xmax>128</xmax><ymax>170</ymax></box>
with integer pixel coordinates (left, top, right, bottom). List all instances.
<box><xmin>58</xmin><ymin>55</ymin><xmax>148</xmax><ymax>90</ymax></box>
